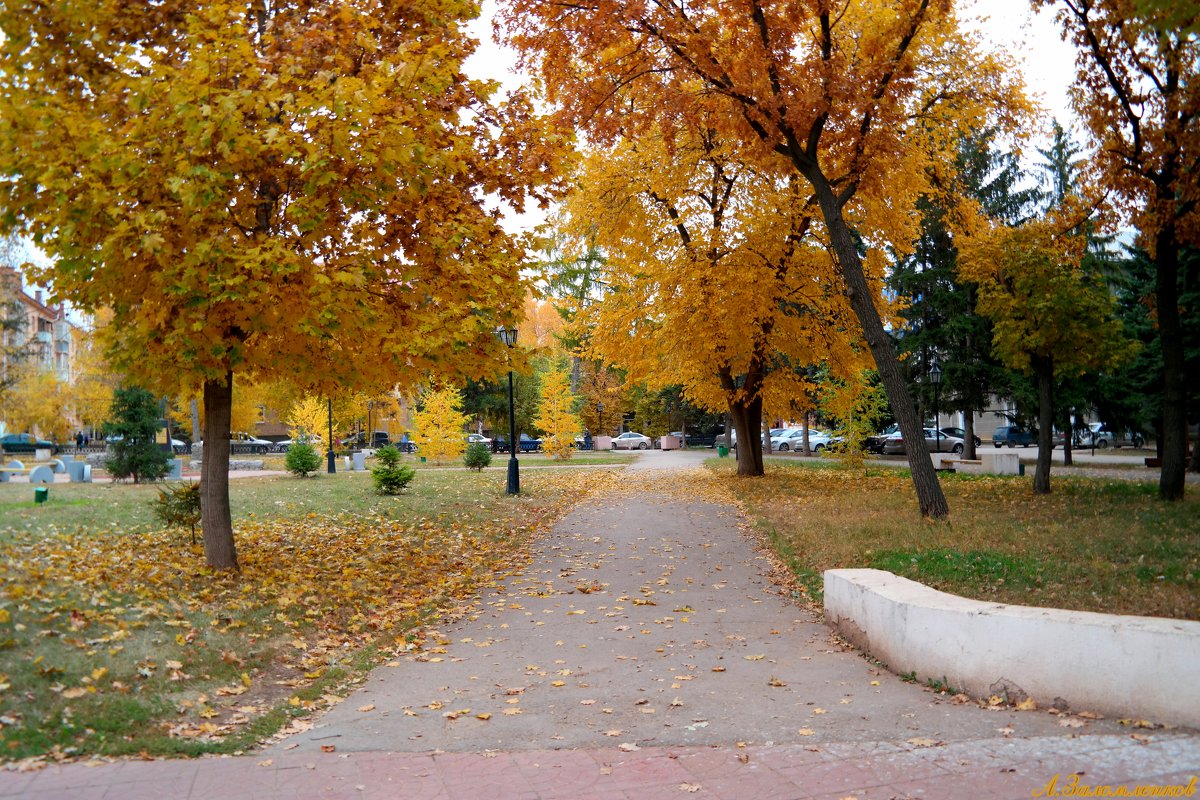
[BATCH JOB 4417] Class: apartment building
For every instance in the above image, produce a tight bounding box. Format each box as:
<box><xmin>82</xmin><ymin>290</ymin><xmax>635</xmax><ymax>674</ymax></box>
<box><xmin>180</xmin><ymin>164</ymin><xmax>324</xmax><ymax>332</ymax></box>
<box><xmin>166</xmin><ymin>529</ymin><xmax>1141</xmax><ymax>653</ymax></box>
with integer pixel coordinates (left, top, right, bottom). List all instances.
<box><xmin>0</xmin><ymin>265</ymin><xmax>76</xmax><ymax>384</ymax></box>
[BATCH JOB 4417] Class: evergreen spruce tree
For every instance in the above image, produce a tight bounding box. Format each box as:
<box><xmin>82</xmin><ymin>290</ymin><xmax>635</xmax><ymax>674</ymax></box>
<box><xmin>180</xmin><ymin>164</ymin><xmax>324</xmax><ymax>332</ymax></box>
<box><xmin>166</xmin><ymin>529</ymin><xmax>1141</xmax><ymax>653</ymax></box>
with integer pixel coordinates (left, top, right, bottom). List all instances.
<box><xmin>104</xmin><ymin>386</ymin><xmax>171</xmax><ymax>483</ymax></box>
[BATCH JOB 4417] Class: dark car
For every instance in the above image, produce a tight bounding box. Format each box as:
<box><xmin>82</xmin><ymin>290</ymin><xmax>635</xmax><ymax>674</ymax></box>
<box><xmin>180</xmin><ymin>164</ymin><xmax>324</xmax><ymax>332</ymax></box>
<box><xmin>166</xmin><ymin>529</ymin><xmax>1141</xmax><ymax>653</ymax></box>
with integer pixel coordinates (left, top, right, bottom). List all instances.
<box><xmin>0</xmin><ymin>433</ymin><xmax>59</xmax><ymax>455</ymax></box>
<box><xmin>865</xmin><ymin>424</ymin><xmax>899</xmax><ymax>454</ymax></box>
<box><xmin>993</xmin><ymin>426</ymin><xmax>1064</xmax><ymax>448</ymax></box>
<box><xmin>940</xmin><ymin>427</ymin><xmax>982</xmax><ymax>448</ymax></box>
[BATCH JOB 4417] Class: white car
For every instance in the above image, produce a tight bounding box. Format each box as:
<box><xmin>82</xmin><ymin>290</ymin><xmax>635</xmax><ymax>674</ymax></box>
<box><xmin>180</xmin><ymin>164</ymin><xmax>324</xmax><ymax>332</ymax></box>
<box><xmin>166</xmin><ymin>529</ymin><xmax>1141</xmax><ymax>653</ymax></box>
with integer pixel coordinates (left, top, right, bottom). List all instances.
<box><xmin>467</xmin><ymin>433</ymin><xmax>492</xmax><ymax>447</ymax></box>
<box><xmin>612</xmin><ymin>431</ymin><xmax>652</xmax><ymax>450</ymax></box>
<box><xmin>771</xmin><ymin>429</ymin><xmax>841</xmax><ymax>452</ymax></box>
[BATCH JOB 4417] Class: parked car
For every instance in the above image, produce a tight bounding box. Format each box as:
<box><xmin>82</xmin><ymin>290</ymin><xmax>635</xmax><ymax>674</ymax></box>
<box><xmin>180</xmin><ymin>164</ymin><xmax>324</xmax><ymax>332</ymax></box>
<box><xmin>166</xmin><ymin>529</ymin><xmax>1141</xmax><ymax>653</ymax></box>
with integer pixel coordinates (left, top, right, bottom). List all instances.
<box><xmin>1076</xmin><ymin>422</ymin><xmax>1145</xmax><ymax>449</ymax></box>
<box><xmin>518</xmin><ymin>433</ymin><xmax>542</xmax><ymax>452</ymax></box>
<box><xmin>865</xmin><ymin>424</ymin><xmax>899</xmax><ymax>454</ymax></box>
<box><xmin>940</xmin><ymin>427</ymin><xmax>981</xmax><ymax>448</ymax></box>
<box><xmin>612</xmin><ymin>431</ymin><xmax>652</xmax><ymax>450</ymax></box>
<box><xmin>0</xmin><ymin>433</ymin><xmax>58</xmax><ymax>454</ymax></box>
<box><xmin>467</xmin><ymin>433</ymin><xmax>491</xmax><ymax>447</ymax></box>
<box><xmin>770</xmin><ymin>428</ymin><xmax>842</xmax><ymax>452</ymax></box>
<box><xmin>230</xmin><ymin>432</ymin><xmax>272</xmax><ymax>454</ymax></box>
<box><xmin>992</xmin><ymin>426</ymin><xmax>1064</xmax><ymax>449</ymax></box>
<box><xmin>883</xmin><ymin>428</ymin><xmax>964</xmax><ymax>455</ymax></box>
<box><xmin>992</xmin><ymin>425</ymin><xmax>1036</xmax><ymax>448</ymax></box>
<box><xmin>276</xmin><ymin>434</ymin><xmax>322</xmax><ymax>452</ymax></box>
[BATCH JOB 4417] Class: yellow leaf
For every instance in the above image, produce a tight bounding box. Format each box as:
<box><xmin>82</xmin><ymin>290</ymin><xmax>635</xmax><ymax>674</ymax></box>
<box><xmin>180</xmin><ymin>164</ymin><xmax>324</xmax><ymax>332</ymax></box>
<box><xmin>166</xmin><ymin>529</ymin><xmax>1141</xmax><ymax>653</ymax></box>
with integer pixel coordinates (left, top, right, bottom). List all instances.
<box><xmin>744</xmin><ymin>654</ymin><xmax>765</xmax><ymax>661</ymax></box>
<box><xmin>476</xmin><ymin>712</ymin><xmax>492</xmax><ymax>721</ymax></box>
<box><xmin>357</xmin><ymin>704</ymin><xmax>376</xmax><ymax>713</ymax></box>
<box><xmin>797</xmin><ymin>728</ymin><xmax>814</xmax><ymax>736</ymax></box>
<box><xmin>551</xmin><ymin>680</ymin><xmax>565</xmax><ymax>687</ymax></box>
<box><xmin>1015</xmin><ymin>697</ymin><xmax>1037</xmax><ymax>711</ymax></box>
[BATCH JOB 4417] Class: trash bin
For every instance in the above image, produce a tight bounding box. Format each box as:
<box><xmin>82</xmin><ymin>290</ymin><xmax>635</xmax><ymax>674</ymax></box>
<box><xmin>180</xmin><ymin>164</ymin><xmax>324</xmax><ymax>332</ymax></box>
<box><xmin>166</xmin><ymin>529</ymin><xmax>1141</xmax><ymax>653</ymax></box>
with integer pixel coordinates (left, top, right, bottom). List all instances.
<box><xmin>717</xmin><ymin>445</ymin><xmax>729</xmax><ymax>458</ymax></box>
<box><xmin>34</xmin><ymin>486</ymin><xmax>49</xmax><ymax>504</ymax></box>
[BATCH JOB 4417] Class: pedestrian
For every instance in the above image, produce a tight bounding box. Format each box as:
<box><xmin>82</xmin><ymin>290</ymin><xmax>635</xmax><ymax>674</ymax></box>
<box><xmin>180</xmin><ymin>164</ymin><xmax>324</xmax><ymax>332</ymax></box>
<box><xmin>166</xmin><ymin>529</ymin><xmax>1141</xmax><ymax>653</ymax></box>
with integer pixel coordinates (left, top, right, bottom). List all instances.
<box><xmin>75</xmin><ymin>431</ymin><xmax>84</xmax><ymax>453</ymax></box>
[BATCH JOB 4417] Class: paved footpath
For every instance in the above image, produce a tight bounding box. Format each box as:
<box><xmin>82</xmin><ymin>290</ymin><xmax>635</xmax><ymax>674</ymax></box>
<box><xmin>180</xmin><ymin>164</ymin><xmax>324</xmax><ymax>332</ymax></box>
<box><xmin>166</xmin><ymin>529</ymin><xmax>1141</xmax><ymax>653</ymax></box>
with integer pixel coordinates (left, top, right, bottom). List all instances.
<box><xmin>3</xmin><ymin>451</ymin><xmax>1197</xmax><ymax>799</ymax></box>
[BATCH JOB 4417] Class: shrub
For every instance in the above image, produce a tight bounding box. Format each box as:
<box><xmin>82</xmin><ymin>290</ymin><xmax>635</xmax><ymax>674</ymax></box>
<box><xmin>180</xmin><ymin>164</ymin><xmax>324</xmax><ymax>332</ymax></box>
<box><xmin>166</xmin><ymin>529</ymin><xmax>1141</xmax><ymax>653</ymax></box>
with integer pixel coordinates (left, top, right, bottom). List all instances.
<box><xmin>371</xmin><ymin>445</ymin><xmax>415</xmax><ymax>494</ymax></box>
<box><xmin>152</xmin><ymin>482</ymin><xmax>201</xmax><ymax>544</ymax></box>
<box><xmin>464</xmin><ymin>442</ymin><xmax>492</xmax><ymax>471</ymax></box>
<box><xmin>285</xmin><ymin>442</ymin><xmax>322</xmax><ymax>477</ymax></box>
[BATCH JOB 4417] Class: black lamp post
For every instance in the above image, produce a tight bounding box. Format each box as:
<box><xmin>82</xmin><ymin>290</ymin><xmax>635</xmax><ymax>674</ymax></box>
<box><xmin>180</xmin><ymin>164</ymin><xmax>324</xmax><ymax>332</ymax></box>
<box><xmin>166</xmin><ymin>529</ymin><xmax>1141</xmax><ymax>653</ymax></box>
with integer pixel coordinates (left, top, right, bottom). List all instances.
<box><xmin>496</xmin><ymin>326</ymin><xmax>520</xmax><ymax>495</ymax></box>
<box><xmin>327</xmin><ymin>398</ymin><xmax>336</xmax><ymax>474</ymax></box>
<box><xmin>597</xmin><ymin>401</ymin><xmax>604</xmax><ymax>438</ymax></box>
<box><xmin>929</xmin><ymin>360</ymin><xmax>942</xmax><ymax>432</ymax></box>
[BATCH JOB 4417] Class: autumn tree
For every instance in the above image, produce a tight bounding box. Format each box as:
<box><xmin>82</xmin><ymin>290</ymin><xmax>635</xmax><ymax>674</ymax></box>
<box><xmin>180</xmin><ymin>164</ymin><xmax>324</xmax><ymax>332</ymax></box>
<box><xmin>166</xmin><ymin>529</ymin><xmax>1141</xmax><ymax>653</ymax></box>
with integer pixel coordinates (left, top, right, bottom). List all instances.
<box><xmin>502</xmin><ymin>0</ymin><xmax>1028</xmax><ymax>511</ymax></box>
<box><xmin>533</xmin><ymin>366</ymin><xmax>580</xmax><ymax>459</ymax></box>
<box><xmin>2</xmin><ymin>361</ymin><xmax>70</xmax><ymax>441</ymax></box>
<box><xmin>1035</xmin><ymin>0</ymin><xmax>1199</xmax><ymax>499</ymax></box>
<box><xmin>286</xmin><ymin>394</ymin><xmax>328</xmax><ymax>442</ymax></box>
<box><xmin>67</xmin><ymin>325</ymin><xmax>118</xmax><ymax>436</ymax></box>
<box><xmin>0</xmin><ymin>1</ymin><xmax>564</xmax><ymax>568</ymax></box>
<box><xmin>959</xmin><ymin>206</ymin><xmax>1135</xmax><ymax>494</ymax></box>
<box><xmin>562</xmin><ymin>115</ymin><xmax>866</xmax><ymax>477</ymax></box>
<box><xmin>412</xmin><ymin>386</ymin><xmax>468</xmax><ymax>465</ymax></box>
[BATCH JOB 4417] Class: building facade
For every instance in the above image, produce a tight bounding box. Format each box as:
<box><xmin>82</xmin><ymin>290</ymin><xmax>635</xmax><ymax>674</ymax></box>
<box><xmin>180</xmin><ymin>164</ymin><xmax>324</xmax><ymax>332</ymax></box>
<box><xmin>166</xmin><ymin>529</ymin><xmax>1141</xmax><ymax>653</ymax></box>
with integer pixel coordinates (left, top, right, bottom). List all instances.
<box><xmin>0</xmin><ymin>265</ymin><xmax>76</xmax><ymax>385</ymax></box>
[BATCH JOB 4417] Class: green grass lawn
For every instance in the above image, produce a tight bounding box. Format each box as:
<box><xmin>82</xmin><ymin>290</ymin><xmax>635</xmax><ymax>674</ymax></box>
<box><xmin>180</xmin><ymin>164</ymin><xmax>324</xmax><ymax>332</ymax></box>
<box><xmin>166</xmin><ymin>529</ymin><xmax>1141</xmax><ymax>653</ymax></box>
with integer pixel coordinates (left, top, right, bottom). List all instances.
<box><xmin>719</xmin><ymin>459</ymin><xmax>1199</xmax><ymax>622</ymax></box>
<box><xmin>0</xmin><ymin>465</ymin><xmax>625</xmax><ymax>763</ymax></box>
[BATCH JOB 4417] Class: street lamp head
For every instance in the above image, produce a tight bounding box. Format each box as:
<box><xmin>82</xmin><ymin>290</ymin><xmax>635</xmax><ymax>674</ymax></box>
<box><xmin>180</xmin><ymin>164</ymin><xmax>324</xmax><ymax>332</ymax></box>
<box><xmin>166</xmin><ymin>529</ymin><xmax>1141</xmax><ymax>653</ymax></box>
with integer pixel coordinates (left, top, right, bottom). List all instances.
<box><xmin>494</xmin><ymin>326</ymin><xmax>518</xmax><ymax>348</ymax></box>
<box><xmin>929</xmin><ymin>361</ymin><xmax>942</xmax><ymax>385</ymax></box>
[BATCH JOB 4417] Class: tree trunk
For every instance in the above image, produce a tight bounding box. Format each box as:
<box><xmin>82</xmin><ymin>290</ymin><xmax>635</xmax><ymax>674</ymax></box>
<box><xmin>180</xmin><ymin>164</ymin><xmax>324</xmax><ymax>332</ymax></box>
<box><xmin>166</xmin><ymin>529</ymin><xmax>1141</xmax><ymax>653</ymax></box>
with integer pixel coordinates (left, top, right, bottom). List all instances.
<box><xmin>804</xmin><ymin>167</ymin><xmax>948</xmax><ymax>517</ymax></box>
<box><xmin>729</xmin><ymin>394</ymin><xmax>764</xmax><ymax>476</ymax></box>
<box><xmin>190</xmin><ymin>398</ymin><xmax>201</xmax><ymax>443</ymax></box>
<box><xmin>1033</xmin><ymin>355</ymin><xmax>1054</xmax><ymax>495</ymax></box>
<box><xmin>1155</xmin><ymin>223</ymin><xmax>1187</xmax><ymax>500</ymax></box>
<box><xmin>762</xmin><ymin>418</ymin><xmax>772</xmax><ymax>455</ymax></box>
<box><xmin>201</xmin><ymin>373</ymin><xmax>239</xmax><ymax>570</ymax></box>
<box><xmin>963</xmin><ymin>412</ymin><xmax>977</xmax><ymax>461</ymax></box>
<box><xmin>802</xmin><ymin>412</ymin><xmax>811</xmax><ymax>456</ymax></box>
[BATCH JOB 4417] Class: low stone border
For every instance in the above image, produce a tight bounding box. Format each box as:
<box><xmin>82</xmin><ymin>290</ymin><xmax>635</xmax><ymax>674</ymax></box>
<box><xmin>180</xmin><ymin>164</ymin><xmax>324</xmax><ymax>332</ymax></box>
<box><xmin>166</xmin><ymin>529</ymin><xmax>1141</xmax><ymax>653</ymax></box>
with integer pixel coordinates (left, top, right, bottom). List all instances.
<box><xmin>824</xmin><ymin>568</ymin><xmax>1200</xmax><ymax>727</ymax></box>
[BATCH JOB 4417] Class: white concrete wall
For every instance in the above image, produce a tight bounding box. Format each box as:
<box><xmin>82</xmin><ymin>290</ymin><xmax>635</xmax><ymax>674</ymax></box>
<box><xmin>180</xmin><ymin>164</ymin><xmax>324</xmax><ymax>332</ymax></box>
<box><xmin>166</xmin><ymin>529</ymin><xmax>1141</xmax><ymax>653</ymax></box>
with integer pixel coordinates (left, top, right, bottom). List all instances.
<box><xmin>824</xmin><ymin>569</ymin><xmax>1200</xmax><ymax>727</ymax></box>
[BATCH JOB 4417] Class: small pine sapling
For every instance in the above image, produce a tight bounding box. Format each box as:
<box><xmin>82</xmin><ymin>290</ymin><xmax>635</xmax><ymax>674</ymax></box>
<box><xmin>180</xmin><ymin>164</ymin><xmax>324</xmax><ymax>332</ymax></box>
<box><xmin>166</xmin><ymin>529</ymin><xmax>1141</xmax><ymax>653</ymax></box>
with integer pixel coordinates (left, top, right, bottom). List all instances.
<box><xmin>464</xmin><ymin>442</ymin><xmax>492</xmax><ymax>471</ymax></box>
<box><xmin>153</xmin><ymin>481</ymin><xmax>202</xmax><ymax>544</ymax></box>
<box><xmin>285</xmin><ymin>442</ymin><xmax>322</xmax><ymax>477</ymax></box>
<box><xmin>371</xmin><ymin>445</ymin><xmax>415</xmax><ymax>494</ymax></box>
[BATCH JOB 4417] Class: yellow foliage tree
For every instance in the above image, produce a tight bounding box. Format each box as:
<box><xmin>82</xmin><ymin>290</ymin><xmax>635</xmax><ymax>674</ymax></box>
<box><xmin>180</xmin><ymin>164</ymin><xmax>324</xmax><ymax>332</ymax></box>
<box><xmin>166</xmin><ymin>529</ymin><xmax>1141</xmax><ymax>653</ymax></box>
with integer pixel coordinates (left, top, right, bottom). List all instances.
<box><xmin>2</xmin><ymin>362</ymin><xmax>70</xmax><ymax>441</ymax></box>
<box><xmin>563</xmin><ymin>115</ymin><xmax>868</xmax><ymax>476</ymax></box>
<box><xmin>412</xmin><ymin>387</ymin><xmax>467</xmax><ymax>466</ymax></box>
<box><xmin>533</xmin><ymin>367</ymin><xmax>580</xmax><ymax>459</ymax></box>
<box><xmin>0</xmin><ymin>1</ymin><xmax>567</xmax><ymax>567</ymax></box>
<box><xmin>502</xmin><ymin>0</ymin><xmax>1032</xmax><ymax>513</ymax></box>
<box><xmin>286</xmin><ymin>395</ymin><xmax>328</xmax><ymax>441</ymax></box>
<box><xmin>67</xmin><ymin>326</ymin><xmax>117</xmax><ymax>435</ymax></box>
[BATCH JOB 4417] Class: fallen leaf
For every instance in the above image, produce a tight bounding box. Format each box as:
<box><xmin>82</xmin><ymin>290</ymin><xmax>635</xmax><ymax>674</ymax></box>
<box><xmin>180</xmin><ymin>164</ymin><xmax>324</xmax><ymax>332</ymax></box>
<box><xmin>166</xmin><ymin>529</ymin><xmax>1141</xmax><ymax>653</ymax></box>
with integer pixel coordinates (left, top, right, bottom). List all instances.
<box><xmin>1015</xmin><ymin>697</ymin><xmax>1038</xmax><ymax>712</ymax></box>
<box><xmin>603</xmin><ymin>730</ymin><xmax>622</xmax><ymax>736</ymax></box>
<box><xmin>680</xmin><ymin>783</ymin><xmax>701</xmax><ymax>793</ymax></box>
<box><xmin>1130</xmin><ymin>733</ymin><xmax>1153</xmax><ymax>744</ymax></box>
<box><xmin>618</xmin><ymin>742</ymin><xmax>639</xmax><ymax>752</ymax></box>
<box><xmin>711</xmin><ymin>666</ymin><xmax>726</xmax><ymax>673</ymax></box>
<box><xmin>257</xmin><ymin>760</ymin><xmax>273</xmax><ymax>767</ymax></box>
<box><xmin>797</xmin><ymin>728</ymin><xmax>815</xmax><ymax>736</ymax></box>
<box><xmin>1059</xmin><ymin>717</ymin><xmax>1085</xmax><ymax>728</ymax></box>
<box><xmin>1078</xmin><ymin>710</ymin><xmax>1104</xmax><ymax>720</ymax></box>
<box><xmin>357</xmin><ymin>704</ymin><xmax>375</xmax><ymax>713</ymax></box>
<box><xmin>767</xmin><ymin>676</ymin><xmax>786</xmax><ymax>687</ymax></box>
<box><xmin>744</xmin><ymin>654</ymin><xmax>765</xmax><ymax>661</ymax></box>
<box><xmin>476</xmin><ymin>712</ymin><xmax>492</xmax><ymax>721</ymax></box>
<box><xmin>320</xmin><ymin>745</ymin><xmax>336</xmax><ymax>753</ymax></box>
<box><xmin>906</xmin><ymin>737</ymin><xmax>943</xmax><ymax>748</ymax></box>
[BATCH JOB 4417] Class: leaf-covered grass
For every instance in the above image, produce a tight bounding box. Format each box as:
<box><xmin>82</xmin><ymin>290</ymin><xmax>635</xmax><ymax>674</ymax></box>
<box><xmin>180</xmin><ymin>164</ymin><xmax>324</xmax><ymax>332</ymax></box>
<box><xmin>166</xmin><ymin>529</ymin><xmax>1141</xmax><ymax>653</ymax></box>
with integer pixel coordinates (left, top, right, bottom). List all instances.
<box><xmin>0</xmin><ymin>467</ymin><xmax>624</xmax><ymax>764</ymax></box>
<box><xmin>719</xmin><ymin>460</ymin><xmax>1199</xmax><ymax>621</ymax></box>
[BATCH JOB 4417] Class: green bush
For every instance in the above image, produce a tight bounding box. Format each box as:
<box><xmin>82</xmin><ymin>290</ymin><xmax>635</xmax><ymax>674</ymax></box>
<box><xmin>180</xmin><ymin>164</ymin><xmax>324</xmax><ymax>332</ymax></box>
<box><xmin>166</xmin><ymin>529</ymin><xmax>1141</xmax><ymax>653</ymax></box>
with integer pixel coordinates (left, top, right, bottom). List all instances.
<box><xmin>152</xmin><ymin>482</ymin><xmax>201</xmax><ymax>544</ymax></box>
<box><xmin>285</xmin><ymin>443</ymin><xmax>322</xmax><ymax>477</ymax></box>
<box><xmin>463</xmin><ymin>442</ymin><xmax>492</xmax><ymax>471</ymax></box>
<box><xmin>371</xmin><ymin>445</ymin><xmax>415</xmax><ymax>494</ymax></box>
